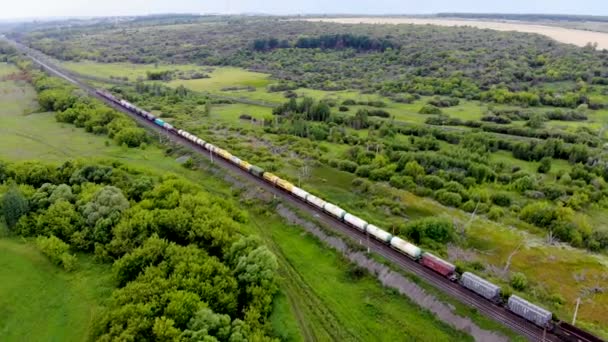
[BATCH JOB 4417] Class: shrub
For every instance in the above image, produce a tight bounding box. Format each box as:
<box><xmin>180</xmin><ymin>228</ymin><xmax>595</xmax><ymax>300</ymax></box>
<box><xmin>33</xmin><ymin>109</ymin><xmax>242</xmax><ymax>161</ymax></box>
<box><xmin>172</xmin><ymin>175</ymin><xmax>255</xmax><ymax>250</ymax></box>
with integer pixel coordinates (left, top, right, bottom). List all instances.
<box><xmin>355</xmin><ymin>165</ymin><xmax>372</xmax><ymax>178</ymax></box>
<box><xmin>339</xmin><ymin>106</ymin><xmax>349</xmax><ymax>112</ymax></box>
<box><xmin>491</xmin><ymin>192</ymin><xmax>512</xmax><ymax>207</ymax></box>
<box><xmin>461</xmin><ymin>200</ymin><xmax>477</xmax><ymax>213</ymax></box>
<box><xmin>36</xmin><ymin>235</ymin><xmax>77</xmax><ymax>271</ymax></box>
<box><xmin>389</xmin><ymin>175</ymin><xmax>415</xmax><ymax>190</ymax></box>
<box><xmin>435</xmin><ymin>190</ymin><xmax>462</xmax><ymax>207</ymax></box>
<box><xmin>537</xmin><ymin>157</ymin><xmax>552</xmax><ymax>174</ymax></box>
<box><xmin>422</xmin><ymin>175</ymin><xmax>444</xmax><ymax>190</ymax></box>
<box><xmin>510</xmin><ymin>272</ymin><xmax>528</xmax><ymax>291</ymax></box>
<box><xmin>419</xmin><ymin>104</ymin><xmax>442</xmax><ymax>115</ymax></box>
<box><xmin>404</xmin><ymin>217</ymin><xmax>455</xmax><ymax>244</ymax></box>
<box><xmin>487</xmin><ymin>206</ymin><xmax>505</xmax><ymax>220</ymax></box>
<box><xmin>338</xmin><ymin>160</ymin><xmax>358</xmax><ymax>173</ymax></box>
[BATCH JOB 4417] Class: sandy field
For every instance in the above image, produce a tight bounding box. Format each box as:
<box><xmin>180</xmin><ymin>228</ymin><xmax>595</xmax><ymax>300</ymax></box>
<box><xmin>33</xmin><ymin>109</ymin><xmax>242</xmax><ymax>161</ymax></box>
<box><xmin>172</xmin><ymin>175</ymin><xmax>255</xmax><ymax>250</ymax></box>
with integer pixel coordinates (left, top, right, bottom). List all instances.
<box><xmin>304</xmin><ymin>17</ymin><xmax>608</xmax><ymax>50</ymax></box>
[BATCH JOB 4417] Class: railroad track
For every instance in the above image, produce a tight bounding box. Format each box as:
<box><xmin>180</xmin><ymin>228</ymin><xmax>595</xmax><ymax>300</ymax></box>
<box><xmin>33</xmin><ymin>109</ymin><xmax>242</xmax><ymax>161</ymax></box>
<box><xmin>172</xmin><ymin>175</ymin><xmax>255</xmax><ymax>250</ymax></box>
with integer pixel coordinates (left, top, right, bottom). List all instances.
<box><xmin>10</xmin><ymin>39</ymin><xmax>574</xmax><ymax>342</ymax></box>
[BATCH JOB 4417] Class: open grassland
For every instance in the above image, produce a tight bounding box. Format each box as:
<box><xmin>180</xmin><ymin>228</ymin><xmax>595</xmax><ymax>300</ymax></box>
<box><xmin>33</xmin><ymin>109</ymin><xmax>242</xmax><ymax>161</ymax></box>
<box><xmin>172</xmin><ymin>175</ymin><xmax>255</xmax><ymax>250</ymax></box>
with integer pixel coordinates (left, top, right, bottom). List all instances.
<box><xmin>237</xmin><ymin>204</ymin><xmax>474</xmax><ymax>341</ymax></box>
<box><xmin>61</xmin><ymin>61</ymin><xmax>203</xmax><ymax>81</ymax></box>
<box><xmin>0</xmin><ymin>238</ymin><xmax>114</xmax><ymax>342</ymax></box>
<box><xmin>303</xmin><ymin>17</ymin><xmax>608</xmax><ymax>50</ymax></box>
<box><xmin>0</xmin><ymin>63</ymin><xmax>476</xmax><ymax>341</ymax></box>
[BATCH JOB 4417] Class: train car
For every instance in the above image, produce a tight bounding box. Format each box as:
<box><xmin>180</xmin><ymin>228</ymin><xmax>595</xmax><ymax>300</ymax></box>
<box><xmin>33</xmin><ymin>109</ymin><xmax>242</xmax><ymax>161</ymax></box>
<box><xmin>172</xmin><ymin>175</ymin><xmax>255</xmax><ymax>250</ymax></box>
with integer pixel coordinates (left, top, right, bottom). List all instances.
<box><xmin>306</xmin><ymin>193</ymin><xmax>327</xmax><ymax>210</ymax></box>
<box><xmin>460</xmin><ymin>272</ymin><xmax>501</xmax><ymax>302</ymax></box>
<box><xmin>507</xmin><ymin>295</ymin><xmax>552</xmax><ymax>328</ymax></box>
<box><xmin>230</xmin><ymin>155</ymin><xmax>242</xmax><ymax>166</ymax></box>
<box><xmin>365</xmin><ymin>224</ymin><xmax>392</xmax><ymax>243</ymax></box>
<box><xmin>250</xmin><ymin>165</ymin><xmax>265</xmax><ymax>177</ymax></box>
<box><xmin>238</xmin><ymin>160</ymin><xmax>252</xmax><ymax>172</ymax></box>
<box><xmin>390</xmin><ymin>237</ymin><xmax>422</xmax><ymax>260</ymax></box>
<box><xmin>263</xmin><ymin>172</ymin><xmax>280</xmax><ymax>185</ymax></box>
<box><xmin>154</xmin><ymin>118</ymin><xmax>165</xmax><ymax>127</ymax></box>
<box><xmin>344</xmin><ymin>213</ymin><xmax>368</xmax><ymax>232</ymax></box>
<box><xmin>323</xmin><ymin>202</ymin><xmax>346</xmax><ymax>220</ymax></box>
<box><xmin>291</xmin><ymin>187</ymin><xmax>309</xmax><ymax>201</ymax></box>
<box><xmin>420</xmin><ymin>252</ymin><xmax>457</xmax><ymax>281</ymax></box>
<box><xmin>217</xmin><ymin>149</ymin><xmax>233</xmax><ymax>160</ymax></box>
<box><xmin>276</xmin><ymin>179</ymin><xmax>294</xmax><ymax>192</ymax></box>
<box><xmin>196</xmin><ymin>138</ymin><xmax>206</xmax><ymax>146</ymax></box>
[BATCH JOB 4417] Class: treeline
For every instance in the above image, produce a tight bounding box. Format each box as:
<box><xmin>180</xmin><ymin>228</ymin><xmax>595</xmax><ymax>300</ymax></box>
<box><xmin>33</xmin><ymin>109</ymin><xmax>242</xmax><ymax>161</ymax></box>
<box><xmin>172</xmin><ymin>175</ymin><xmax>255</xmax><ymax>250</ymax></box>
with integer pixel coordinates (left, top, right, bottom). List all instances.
<box><xmin>22</xmin><ymin>63</ymin><xmax>148</xmax><ymax>148</ymax></box>
<box><xmin>14</xmin><ymin>18</ymin><xmax>608</xmax><ymax>105</ymax></box>
<box><xmin>253</xmin><ymin>34</ymin><xmax>397</xmax><ymax>52</ymax></box>
<box><xmin>0</xmin><ymin>160</ymin><xmax>279</xmax><ymax>341</ymax></box>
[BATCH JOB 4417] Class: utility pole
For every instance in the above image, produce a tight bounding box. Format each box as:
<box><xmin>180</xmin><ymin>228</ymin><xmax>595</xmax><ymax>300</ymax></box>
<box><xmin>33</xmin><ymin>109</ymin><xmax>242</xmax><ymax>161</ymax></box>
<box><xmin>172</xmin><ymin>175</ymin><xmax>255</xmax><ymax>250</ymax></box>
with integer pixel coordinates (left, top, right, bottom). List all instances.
<box><xmin>572</xmin><ymin>297</ymin><xmax>581</xmax><ymax>325</ymax></box>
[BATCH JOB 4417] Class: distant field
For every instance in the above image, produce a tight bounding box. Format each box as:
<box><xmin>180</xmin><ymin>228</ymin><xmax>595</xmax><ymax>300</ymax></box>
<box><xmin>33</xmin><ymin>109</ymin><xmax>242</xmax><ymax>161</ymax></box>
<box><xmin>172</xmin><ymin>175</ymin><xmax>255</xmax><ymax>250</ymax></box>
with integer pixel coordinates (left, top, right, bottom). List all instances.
<box><xmin>304</xmin><ymin>17</ymin><xmax>608</xmax><ymax>49</ymax></box>
<box><xmin>0</xmin><ymin>238</ymin><xmax>114</xmax><ymax>342</ymax></box>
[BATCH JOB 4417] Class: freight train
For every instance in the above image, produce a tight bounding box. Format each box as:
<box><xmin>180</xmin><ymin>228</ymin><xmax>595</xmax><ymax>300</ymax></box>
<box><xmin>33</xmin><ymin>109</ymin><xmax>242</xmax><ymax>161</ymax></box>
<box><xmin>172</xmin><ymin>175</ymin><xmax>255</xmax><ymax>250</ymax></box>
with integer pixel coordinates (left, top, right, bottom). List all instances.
<box><xmin>96</xmin><ymin>90</ymin><xmax>603</xmax><ymax>341</ymax></box>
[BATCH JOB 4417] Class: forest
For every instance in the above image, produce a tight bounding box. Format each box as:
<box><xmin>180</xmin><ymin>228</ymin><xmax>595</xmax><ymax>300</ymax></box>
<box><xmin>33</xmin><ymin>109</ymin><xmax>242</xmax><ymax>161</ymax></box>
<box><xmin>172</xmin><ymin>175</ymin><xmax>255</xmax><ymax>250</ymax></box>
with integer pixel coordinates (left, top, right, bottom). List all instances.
<box><xmin>0</xmin><ymin>157</ymin><xmax>279</xmax><ymax>341</ymax></box>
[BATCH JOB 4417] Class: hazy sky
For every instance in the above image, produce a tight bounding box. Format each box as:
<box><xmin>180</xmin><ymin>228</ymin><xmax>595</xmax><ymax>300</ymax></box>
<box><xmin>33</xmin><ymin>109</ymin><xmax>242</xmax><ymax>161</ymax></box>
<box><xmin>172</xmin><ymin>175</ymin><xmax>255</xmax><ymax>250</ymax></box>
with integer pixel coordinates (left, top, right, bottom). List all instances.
<box><xmin>1</xmin><ymin>0</ymin><xmax>606</xmax><ymax>19</ymax></box>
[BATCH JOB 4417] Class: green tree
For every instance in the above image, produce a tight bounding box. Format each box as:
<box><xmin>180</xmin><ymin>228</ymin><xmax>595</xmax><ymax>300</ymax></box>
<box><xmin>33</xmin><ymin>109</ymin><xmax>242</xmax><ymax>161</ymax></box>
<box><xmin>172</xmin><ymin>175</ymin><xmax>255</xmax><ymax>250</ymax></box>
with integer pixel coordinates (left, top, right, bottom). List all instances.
<box><xmin>81</xmin><ymin>186</ymin><xmax>130</xmax><ymax>244</ymax></box>
<box><xmin>537</xmin><ymin>157</ymin><xmax>552</xmax><ymax>174</ymax></box>
<box><xmin>2</xmin><ymin>185</ymin><xmax>29</xmax><ymax>228</ymax></box>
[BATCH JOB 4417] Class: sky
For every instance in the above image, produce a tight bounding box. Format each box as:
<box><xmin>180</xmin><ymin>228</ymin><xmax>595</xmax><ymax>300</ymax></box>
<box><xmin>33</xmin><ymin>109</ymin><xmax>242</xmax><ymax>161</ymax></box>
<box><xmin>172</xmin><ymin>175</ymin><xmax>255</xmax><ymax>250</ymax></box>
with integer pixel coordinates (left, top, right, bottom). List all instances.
<box><xmin>0</xmin><ymin>0</ymin><xmax>606</xmax><ymax>20</ymax></box>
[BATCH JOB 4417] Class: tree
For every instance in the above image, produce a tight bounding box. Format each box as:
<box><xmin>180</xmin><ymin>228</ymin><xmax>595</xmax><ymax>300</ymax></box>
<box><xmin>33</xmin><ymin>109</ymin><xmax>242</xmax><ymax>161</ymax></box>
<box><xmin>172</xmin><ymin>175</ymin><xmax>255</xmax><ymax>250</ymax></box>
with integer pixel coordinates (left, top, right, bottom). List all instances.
<box><xmin>404</xmin><ymin>160</ymin><xmax>425</xmax><ymax>178</ymax></box>
<box><xmin>537</xmin><ymin>157</ymin><xmax>552</xmax><ymax>174</ymax></box>
<box><xmin>2</xmin><ymin>185</ymin><xmax>29</xmax><ymax>228</ymax></box>
<box><xmin>81</xmin><ymin>186</ymin><xmax>130</xmax><ymax>244</ymax></box>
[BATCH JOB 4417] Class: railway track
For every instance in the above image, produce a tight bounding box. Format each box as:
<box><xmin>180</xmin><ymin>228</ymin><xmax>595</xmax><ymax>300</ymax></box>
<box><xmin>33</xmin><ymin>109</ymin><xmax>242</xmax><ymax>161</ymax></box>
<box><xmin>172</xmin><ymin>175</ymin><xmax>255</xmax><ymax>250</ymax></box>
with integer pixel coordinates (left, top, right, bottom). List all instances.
<box><xmin>9</xmin><ymin>39</ymin><xmax>581</xmax><ymax>342</ymax></box>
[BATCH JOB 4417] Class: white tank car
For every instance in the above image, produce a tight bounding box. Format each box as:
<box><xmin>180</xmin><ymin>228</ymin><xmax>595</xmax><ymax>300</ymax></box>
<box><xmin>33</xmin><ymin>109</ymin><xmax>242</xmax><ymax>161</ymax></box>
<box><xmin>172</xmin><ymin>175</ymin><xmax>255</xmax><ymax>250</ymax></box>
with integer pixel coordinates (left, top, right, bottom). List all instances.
<box><xmin>291</xmin><ymin>187</ymin><xmax>309</xmax><ymax>201</ymax></box>
<box><xmin>390</xmin><ymin>237</ymin><xmax>422</xmax><ymax>259</ymax></box>
<box><xmin>460</xmin><ymin>272</ymin><xmax>501</xmax><ymax>301</ymax></box>
<box><xmin>306</xmin><ymin>194</ymin><xmax>327</xmax><ymax>210</ymax></box>
<box><xmin>323</xmin><ymin>202</ymin><xmax>346</xmax><ymax>220</ymax></box>
<box><xmin>365</xmin><ymin>224</ymin><xmax>392</xmax><ymax>243</ymax></box>
<box><xmin>344</xmin><ymin>213</ymin><xmax>368</xmax><ymax>231</ymax></box>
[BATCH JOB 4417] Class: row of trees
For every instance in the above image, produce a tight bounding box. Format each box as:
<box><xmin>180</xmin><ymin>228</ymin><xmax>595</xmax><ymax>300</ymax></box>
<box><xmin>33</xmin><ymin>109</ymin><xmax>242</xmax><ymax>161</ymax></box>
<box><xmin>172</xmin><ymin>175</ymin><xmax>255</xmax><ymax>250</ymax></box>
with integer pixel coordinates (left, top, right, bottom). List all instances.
<box><xmin>252</xmin><ymin>33</ymin><xmax>397</xmax><ymax>52</ymax></box>
<box><xmin>0</xmin><ymin>160</ymin><xmax>279</xmax><ymax>341</ymax></box>
<box><xmin>26</xmin><ymin>66</ymin><xmax>149</xmax><ymax>147</ymax></box>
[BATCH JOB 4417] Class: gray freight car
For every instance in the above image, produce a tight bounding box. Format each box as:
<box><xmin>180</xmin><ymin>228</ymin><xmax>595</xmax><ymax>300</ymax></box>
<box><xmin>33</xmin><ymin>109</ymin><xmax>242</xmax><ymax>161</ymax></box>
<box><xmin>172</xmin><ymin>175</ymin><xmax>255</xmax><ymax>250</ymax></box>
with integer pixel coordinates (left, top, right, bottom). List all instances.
<box><xmin>460</xmin><ymin>272</ymin><xmax>501</xmax><ymax>302</ymax></box>
<box><xmin>508</xmin><ymin>295</ymin><xmax>552</xmax><ymax>328</ymax></box>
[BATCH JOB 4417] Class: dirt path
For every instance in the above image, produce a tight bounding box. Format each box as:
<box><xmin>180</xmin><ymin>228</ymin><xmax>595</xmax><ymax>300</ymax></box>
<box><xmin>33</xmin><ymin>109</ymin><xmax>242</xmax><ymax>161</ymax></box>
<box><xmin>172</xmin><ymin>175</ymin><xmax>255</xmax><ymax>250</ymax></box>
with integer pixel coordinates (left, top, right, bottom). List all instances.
<box><xmin>303</xmin><ymin>17</ymin><xmax>608</xmax><ymax>50</ymax></box>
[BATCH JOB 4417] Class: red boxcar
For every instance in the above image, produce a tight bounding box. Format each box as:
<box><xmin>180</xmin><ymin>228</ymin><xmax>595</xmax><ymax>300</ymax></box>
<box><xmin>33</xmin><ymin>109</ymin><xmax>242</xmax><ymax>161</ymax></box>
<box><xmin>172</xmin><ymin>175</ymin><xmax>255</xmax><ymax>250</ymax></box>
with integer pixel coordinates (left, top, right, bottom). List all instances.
<box><xmin>420</xmin><ymin>253</ymin><xmax>457</xmax><ymax>281</ymax></box>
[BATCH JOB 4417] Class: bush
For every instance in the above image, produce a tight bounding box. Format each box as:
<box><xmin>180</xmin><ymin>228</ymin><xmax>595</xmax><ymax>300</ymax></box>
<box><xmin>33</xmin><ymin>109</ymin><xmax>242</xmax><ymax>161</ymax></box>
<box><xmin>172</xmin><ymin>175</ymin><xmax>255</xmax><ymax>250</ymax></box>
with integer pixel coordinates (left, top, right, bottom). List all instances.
<box><xmin>338</xmin><ymin>160</ymin><xmax>358</xmax><ymax>173</ymax></box>
<box><xmin>36</xmin><ymin>235</ymin><xmax>77</xmax><ymax>271</ymax></box>
<box><xmin>487</xmin><ymin>206</ymin><xmax>505</xmax><ymax>220</ymax></box>
<box><xmin>422</xmin><ymin>175</ymin><xmax>444</xmax><ymax>190</ymax></box>
<box><xmin>389</xmin><ymin>175</ymin><xmax>415</xmax><ymax>190</ymax></box>
<box><xmin>490</xmin><ymin>192</ymin><xmax>512</xmax><ymax>207</ymax></box>
<box><xmin>419</xmin><ymin>104</ymin><xmax>442</xmax><ymax>115</ymax></box>
<box><xmin>404</xmin><ymin>217</ymin><xmax>455</xmax><ymax>244</ymax></box>
<box><xmin>436</xmin><ymin>190</ymin><xmax>462</xmax><ymax>207</ymax></box>
<box><xmin>339</xmin><ymin>106</ymin><xmax>349</xmax><ymax>112</ymax></box>
<box><xmin>537</xmin><ymin>157</ymin><xmax>552</xmax><ymax>174</ymax></box>
<box><xmin>510</xmin><ymin>272</ymin><xmax>528</xmax><ymax>291</ymax></box>
<box><xmin>355</xmin><ymin>165</ymin><xmax>372</xmax><ymax>178</ymax></box>
<box><xmin>461</xmin><ymin>200</ymin><xmax>477</xmax><ymax>213</ymax></box>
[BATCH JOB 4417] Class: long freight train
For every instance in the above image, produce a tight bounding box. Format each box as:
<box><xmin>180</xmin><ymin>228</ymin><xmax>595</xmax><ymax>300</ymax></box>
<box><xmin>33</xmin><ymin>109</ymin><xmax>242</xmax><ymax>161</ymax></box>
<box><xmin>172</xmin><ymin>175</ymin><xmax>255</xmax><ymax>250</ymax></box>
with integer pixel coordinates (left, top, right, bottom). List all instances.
<box><xmin>96</xmin><ymin>90</ymin><xmax>603</xmax><ymax>341</ymax></box>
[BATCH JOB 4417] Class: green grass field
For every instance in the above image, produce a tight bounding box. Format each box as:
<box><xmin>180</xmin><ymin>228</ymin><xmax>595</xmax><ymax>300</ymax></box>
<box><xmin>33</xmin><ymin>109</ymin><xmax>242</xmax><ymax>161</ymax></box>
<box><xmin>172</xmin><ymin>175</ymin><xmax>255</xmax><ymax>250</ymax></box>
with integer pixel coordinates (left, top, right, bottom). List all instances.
<box><xmin>0</xmin><ymin>238</ymin><xmax>114</xmax><ymax>342</ymax></box>
<box><xmin>0</xmin><ymin>62</ymin><xmax>480</xmax><ymax>340</ymax></box>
